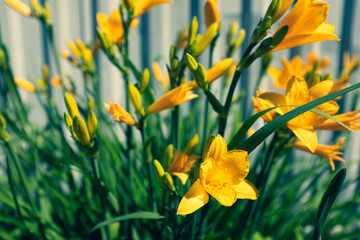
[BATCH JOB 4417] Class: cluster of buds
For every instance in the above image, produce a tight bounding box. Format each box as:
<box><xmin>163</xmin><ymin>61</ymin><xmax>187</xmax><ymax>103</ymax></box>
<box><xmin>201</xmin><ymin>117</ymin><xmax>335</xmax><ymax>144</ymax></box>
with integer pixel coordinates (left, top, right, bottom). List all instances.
<box><xmin>187</xmin><ymin>16</ymin><xmax>218</xmax><ymax>57</ymax></box>
<box><xmin>226</xmin><ymin>23</ymin><xmax>246</xmax><ymax>57</ymax></box>
<box><xmin>4</xmin><ymin>0</ymin><xmax>52</xmax><ymax>25</ymax></box>
<box><xmin>153</xmin><ymin>159</ymin><xmax>175</xmax><ymax>193</ymax></box>
<box><xmin>64</xmin><ymin>93</ymin><xmax>98</xmax><ymax>157</ymax></box>
<box><xmin>127</xmin><ymin>68</ymin><xmax>150</xmax><ymax>117</ymax></box>
<box><xmin>61</xmin><ymin>39</ymin><xmax>97</xmax><ymax>74</ymax></box>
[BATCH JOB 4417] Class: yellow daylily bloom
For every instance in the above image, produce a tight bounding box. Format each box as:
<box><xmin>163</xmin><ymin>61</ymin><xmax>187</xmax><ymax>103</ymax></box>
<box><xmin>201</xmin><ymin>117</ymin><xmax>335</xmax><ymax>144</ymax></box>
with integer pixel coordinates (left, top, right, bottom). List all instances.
<box><xmin>293</xmin><ymin>137</ymin><xmax>345</xmax><ymax>170</ymax></box>
<box><xmin>151</xmin><ymin>62</ymin><xmax>170</xmax><ymax>89</ymax></box>
<box><xmin>252</xmin><ymin>89</ymin><xmax>276</xmax><ymax>122</ymax></box>
<box><xmin>191</xmin><ymin>58</ymin><xmax>233</xmax><ymax>89</ymax></box>
<box><xmin>104</xmin><ymin>98</ymin><xmax>136</xmax><ymax>126</ymax></box>
<box><xmin>257</xmin><ymin>76</ymin><xmax>339</xmax><ymax>152</ymax></box>
<box><xmin>177</xmin><ymin>135</ymin><xmax>258</xmax><ymax>215</ymax></box>
<box><xmin>14</xmin><ymin>77</ymin><xmax>35</xmax><ymax>92</ymax></box>
<box><xmin>204</xmin><ymin>0</ymin><xmax>220</xmax><ymax>28</ymax></box>
<box><xmin>133</xmin><ymin>0</ymin><xmax>172</xmax><ymax>17</ymax></box>
<box><xmin>315</xmin><ymin>109</ymin><xmax>360</xmax><ymax>131</ymax></box>
<box><xmin>4</xmin><ymin>0</ymin><xmax>32</xmax><ymax>16</ymax></box>
<box><xmin>168</xmin><ymin>149</ymin><xmax>200</xmax><ymax>185</ymax></box>
<box><xmin>272</xmin><ymin>0</ymin><xmax>339</xmax><ymax>52</ymax></box>
<box><xmin>146</xmin><ymin>82</ymin><xmax>198</xmax><ymax>115</ymax></box>
<box><xmin>96</xmin><ymin>10</ymin><xmax>139</xmax><ymax>44</ymax></box>
<box><xmin>268</xmin><ymin>52</ymin><xmax>331</xmax><ymax>89</ymax></box>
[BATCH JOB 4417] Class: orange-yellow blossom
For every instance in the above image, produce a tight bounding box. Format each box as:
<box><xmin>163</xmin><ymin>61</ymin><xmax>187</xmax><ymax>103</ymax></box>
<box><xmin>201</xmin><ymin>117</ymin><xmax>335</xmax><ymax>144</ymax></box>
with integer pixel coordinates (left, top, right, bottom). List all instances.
<box><xmin>4</xmin><ymin>0</ymin><xmax>31</xmax><ymax>16</ymax></box>
<box><xmin>104</xmin><ymin>98</ymin><xmax>136</xmax><ymax>126</ymax></box>
<box><xmin>151</xmin><ymin>62</ymin><xmax>170</xmax><ymax>89</ymax></box>
<box><xmin>96</xmin><ymin>10</ymin><xmax>138</xmax><ymax>44</ymax></box>
<box><xmin>14</xmin><ymin>77</ymin><xmax>35</xmax><ymax>92</ymax></box>
<box><xmin>146</xmin><ymin>82</ymin><xmax>198</xmax><ymax>115</ymax></box>
<box><xmin>315</xmin><ymin>109</ymin><xmax>360</xmax><ymax>131</ymax></box>
<box><xmin>272</xmin><ymin>0</ymin><xmax>339</xmax><ymax>52</ymax></box>
<box><xmin>294</xmin><ymin>137</ymin><xmax>345</xmax><ymax>170</ymax></box>
<box><xmin>268</xmin><ymin>52</ymin><xmax>331</xmax><ymax>89</ymax></box>
<box><xmin>168</xmin><ymin>150</ymin><xmax>200</xmax><ymax>185</ymax></box>
<box><xmin>204</xmin><ymin>0</ymin><xmax>220</xmax><ymax>28</ymax></box>
<box><xmin>257</xmin><ymin>76</ymin><xmax>339</xmax><ymax>152</ymax></box>
<box><xmin>177</xmin><ymin>135</ymin><xmax>258</xmax><ymax>215</ymax></box>
<box><xmin>133</xmin><ymin>0</ymin><xmax>172</xmax><ymax>17</ymax></box>
<box><xmin>252</xmin><ymin>89</ymin><xmax>276</xmax><ymax>122</ymax></box>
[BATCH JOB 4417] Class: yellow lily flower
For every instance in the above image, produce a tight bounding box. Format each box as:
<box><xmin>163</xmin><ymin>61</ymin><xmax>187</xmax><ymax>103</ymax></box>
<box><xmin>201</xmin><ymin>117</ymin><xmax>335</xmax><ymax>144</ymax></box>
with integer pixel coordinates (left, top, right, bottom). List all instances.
<box><xmin>168</xmin><ymin>149</ymin><xmax>200</xmax><ymax>185</ymax></box>
<box><xmin>4</xmin><ymin>0</ymin><xmax>31</xmax><ymax>16</ymax></box>
<box><xmin>271</xmin><ymin>0</ymin><xmax>294</xmax><ymax>23</ymax></box>
<box><xmin>315</xmin><ymin>109</ymin><xmax>360</xmax><ymax>131</ymax></box>
<box><xmin>268</xmin><ymin>52</ymin><xmax>331</xmax><ymax>89</ymax></box>
<box><xmin>204</xmin><ymin>0</ymin><xmax>220</xmax><ymax>28</ymax></box>
<box><xmin>177</xmin><ymin>135</ymin><xmax>258</xmax><ymax>215</ymax></box>
<box><xmin>151</xmin><ymin>62</ymin><xmax>170</xmax><ymax>89</ymax></box>
<box><xmin>272</xmin><ymin>0</ymin><xmax>339</xmax><ymax>52</ymax></box>
<box><xmin>14</xmin><ymin>77</ymin><xmax>35</xmax><ymax>92</ymax></box>
<box><xmin>133</xmin><ymin>0</ymin><xmax>172</xmax><ymax>17</ymax></box>
<box><xmin>293</xmin><ymin>137</ymin><xmax>345</xmax><ymax>170</ymax></box>
<box><xmin>104</xmin><ymin>98</ymin><xmax>136</xmax><ymax>126</ymax></box>
<box><xmin>252</xmin><ymin>89</ymin><xmax>276</xmax><ymax>123</ymax></box>
<box><xmin>190</xmin><ymin>58</ymin><xmax>233</xmax><ymax>89</ymax></box>
<box><xmin>257</xmin><ymin>76</ymin><xmax>339</xmax><ymax>152</ymax></box>
<box><xmin>146</xmin><ymin>82</ymin><xmax>198</xmax><ymax>115</ymax></box>
<box><xmin>96</xmin><ymin>10</ymin><xmax>139</xmax><ymax>44</ymax></box>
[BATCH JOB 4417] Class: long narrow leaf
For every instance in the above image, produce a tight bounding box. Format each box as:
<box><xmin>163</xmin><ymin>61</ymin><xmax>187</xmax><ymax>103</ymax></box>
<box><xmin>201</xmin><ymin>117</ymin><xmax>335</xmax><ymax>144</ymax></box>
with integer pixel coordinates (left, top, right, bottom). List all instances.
<box><xmin>238</xmin><ymin>82</ymin><xmax>360</xmax><ymax>153</ymax></box>
<box><xmin>314</xmin><ymin>168</ymin><xmax>346</xmax><ymax>240</ymax></box>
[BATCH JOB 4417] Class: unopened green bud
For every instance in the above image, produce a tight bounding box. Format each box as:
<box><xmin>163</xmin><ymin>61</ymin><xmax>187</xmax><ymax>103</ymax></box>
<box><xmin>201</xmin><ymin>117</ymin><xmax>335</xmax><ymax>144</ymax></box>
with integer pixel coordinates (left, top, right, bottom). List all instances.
<box><xmin>64</xmin><ymin>92</ymin><xmax>79</xmax><ymax>118</ymax></box>
<box><xmin>88</xmin><ymin>99</ymin><xmax>95</xmax><ymax>110</ymax></box>
<box><xmin>188</xmin><ymin>16</ymin><xmax>198</xmax><ymax>46</ymax></box>
<box><xmin>73</xmin><ymin>116</ymin><xmax>91</xmax><ymax>146</ymax></box>
<box><xmin>195</xmin><ymin>64</ymin><xmax>208</xmax><ymax>90</ymax></box>
<box><xmin>321</xmin><ymin>73</ymin><xmax>333</xmax><ymax>81</ymax></box>
<box><xmin>253</xmin><ymin>37</ymin><xmax>273</xmax><ymax>58</ymax></box>
<box><xmin>265</xmin><ymin>0</ymin><xmax>282</xmax><ymax>23</ymax></box>
<box><xmin>153</xmin><ymin>160</ymin><xmax>165</xmax><ymax>183</ymax></box>
<box><xmin>128</xmin><ymin>83</ymin><xmax>143</xmax><ymax>114</ymax></box>
<box><xmin>272</xmin><ymin>25</ymin><xmax>288</xmax><ymax>46</ymax></box>
<box><xmin>251</xmin><ymin>16</ymin><xmax>272</xmax><ymax>44</ymax></box>
<box><xmin>0</xmin><ymin>130</ymin><xmax>10</xmax><ymax>142</ymax></box>
<box><xmin>0</xmin><ymin>114</ymin><xmax>6</xmax><ymax>130</ymax></box>
<box><xmin>87</xmin><ymin>110</ymin><xmax>97</xmax><ymax>139</ymax></box>
<box><xmin>202</xmin><ymin>135</ymin><xmax>216</xmax><ymax>160</ymax></box>
<box><xmin>139</xmin><ymin>68</ymin><xmax>150</xmax><ymax>93</ymax></box>
<box><xmin>164</xmin><ymin>144</ymin><xmax>174</xmax><ymax>170</ymax></box>
<box><xmin>96</xmin><ymin>28</ymin><xmax>111</xmax><ymax>54</ymax></box>
<box><xmin>183</xmin><ymin>134</ymin><xmax>199</xmax><ymax>156</ymax></box>
<box><xmin>228</xmin><ymin>22</ymin><xmax>239</xmax><ymax>44</ymax></box>
<box><xmin>171</xmin><ymin>58</ymin><xmax>179</xmax><ymax>70</ymax></box>
<box><xmin>162</xmin><ymin>172</ymin><xmax>175</xmax><ymax>192</ymax></box>
<box><xmin>170</xmin><ymin>45</ymin><xmax>177</xmax><ymax>61</ymax></box>
<box><xmin>64</xmin><ymin>112</ymin><xmax>72</xmax><ymax>129</ymax></box>
<box><xmin>193</xmin><ymin>22</ymin><xmax>218</xmax><ymax>56</ymax></box>
<box><xmin>0</xmin><ymin>49</ymin><xmax>6</xmax><ymax>69</ymax></box>
<box><xmin>185</xmin><ymin>53</ymin><xmax>198</xmax><ymax>74</ymax></box>
<box><xmin>306</xmin><ymin>73</ymin><xmax>320</xmax><ymax>88</ymax></box>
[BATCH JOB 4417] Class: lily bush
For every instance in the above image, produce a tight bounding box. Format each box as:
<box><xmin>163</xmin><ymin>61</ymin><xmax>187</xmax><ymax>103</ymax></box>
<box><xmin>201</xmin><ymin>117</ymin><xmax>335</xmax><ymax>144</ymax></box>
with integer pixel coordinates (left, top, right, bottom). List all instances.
<box><xmin>0</xmin><ymin>0</ymin><xmax>359</xmax><ymax>239</ymax></box>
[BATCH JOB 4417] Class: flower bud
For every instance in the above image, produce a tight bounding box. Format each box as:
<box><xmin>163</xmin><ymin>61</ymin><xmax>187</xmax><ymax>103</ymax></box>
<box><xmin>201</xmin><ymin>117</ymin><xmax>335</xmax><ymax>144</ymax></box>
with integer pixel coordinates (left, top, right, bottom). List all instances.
<box><xmin>73</xmin><ymin>116</ymin><xmax>91</xmax><ymax>146</ymax></box>
<box><xmin>30</xmin><ymin>0</ymin><xmax>43</xmax><ymax>16</ymax></box>
<box><xmin>188</xmin><ymin>16</ymin><xmax>198</xmax><ymax>46</ymax></box>
<box><xmin>195</xmin><ymin>64</ymin><xmax>208</xmax><ymax>90</ymax></box>
<box><xmin>64</xmin><ymin>92</ymin><xmax>79</xmax><ymax>119</ymax></box>
<box><xmin>228</xmin><ymin>22</ymin><xmax>239</xmax><ymax>44</ymax></box>
<box><xmin>64</xmin><ymin>112</ymin><xmax>72</xmax><ymax>129</ymax></box>
<box><xmin>82</xmin><ymin>48</ymin><xmax>95</xmax><ymax>72</ymax></box>
<box><xmin>153</xmin><ymin>160</ymin><xmax>165</xmax><ymax>183</ymax></box>
<box><xmin>96</xmin><ymin>28</ymin><xmax>111</xmax><ymax>54</ymax></box>
<box><xmin>204</xmin><ymin>0</ymin><xmax>220</xmax><ymax>28</ymax></box>
<box><xmin>139</xmin><ymin>68</ymin><xmax>150</xmax><ymax>93</ymax></box>
<box><xmin>67</xmin><ymin>40</ymin><xmax>81</xmax><ymax>57</ymax></box>
<box><xmin>0</xmin><ymin>49</ymin><xmax>6</xmax><ymax>69</ymax></box>
<box><xmin>0</xmin><ymin>130</ymin><xmax>10</xmax><ymax>143</ymax></box>
<box><xmin>265</xmin><ymin>0</ymin><xmax>282</xmax><ymax>24</ymax></box>
<box><xmin>0</xmin><ymin>114</ymin><xmax>6</xmax><ymax>130</ymax></box>
<box><xmin>162</xmin><ymin>172</ymin><xmax>175</xmax><ymax>192</ymax></box>
<box><xmin>164</xmin><ymin>144</ymin><xmax>174</xmax><ymax>170</ymax></box>
<box><xmin>193</xmin><ymin>22</ymin><xmax>218</xmax><ymax>56</ymax></box>
<box><xmin>42</xmin><ymin>64</ymin><xmax>50</xmax><ymax>82</ymax></box>
<box><xmin>128</xmin><ymin>82</ymin><xmax>143</xmax><ymax>114</ymax></box>
<box><xmin>170</xmin><ymin>45</ymin><xmax>177</xmax><ymax>61</ymax></box>
<box><xmin>76</xmin><ymin>38</ymin><xmax>87</xmax><ymax>54</ymax></box>
<box><xmin>235</xmin><ymin>29</ymin><xmax>246</xmax><ymax>49</ymax></box>
<box><xmin>183</xmin><ymin>134</ymin><xmax>199</xmax><ymax>156</ymax></box>
<box><xmin>87</xmin><ymin>110</ymin><xmax>97</xmax><ymax>139</ymax></box>
<box><xmin>5</xmin><ymin>0</ymin><xmax>32</xmax><ymax>16</ymax></box>
<box><xmin>202</xmin><ymin>135</ymin><xmax>216</xmax><ymax>160</ymax></box>
<box><xmin>43</xmin><ymin>2</ymin><xmax>52</xmax><ymax>25</ymax></box>
<box><xmin>250</xmin><ymin>16</ymin><xmax>272</xmax><ymax>44</ymax></box>
<box><xmin>185</xmin><ymin>53</ymin><xmax>198</xmax><ymax>74</ymax></box>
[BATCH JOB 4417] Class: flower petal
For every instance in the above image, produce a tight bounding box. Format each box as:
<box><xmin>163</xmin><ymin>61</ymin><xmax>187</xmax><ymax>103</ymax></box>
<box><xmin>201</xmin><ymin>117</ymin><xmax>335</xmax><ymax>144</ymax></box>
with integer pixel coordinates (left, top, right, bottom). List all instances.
<box><xmin>172</xmin><ymin>172</ymin><xmax>189</xmax><ymax>185</ymax></box>
<box><xmin>288</xmin><ymin>125</ymin><xmax>317</xmax><ymax>153</ymax></box>
<box><xmin>222</xmin><ymin>150</ymin><xmax>250</xmax><ymax>183</ymax></box>
<box><xmin>206</xmin><ymin>135</ymin><xmax>227</xmax><ymax>161</ymax></box>
<box><xmin>177</xmin><ymin>180</ymin><xmax>209</xmax><ymax>215</ymax></box>
<box><xmin>233</xmin><ymin>179</ymin><xmax>259</xmax><ymax>200</ymax></box>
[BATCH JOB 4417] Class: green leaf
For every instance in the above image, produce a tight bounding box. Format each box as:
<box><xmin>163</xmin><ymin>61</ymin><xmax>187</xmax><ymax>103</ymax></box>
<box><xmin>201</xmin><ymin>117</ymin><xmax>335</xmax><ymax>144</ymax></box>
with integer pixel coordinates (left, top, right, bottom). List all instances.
<box><xmin>314</xmin><ymin>168</ymin><xmax>346</xmax><ymax>240</ymax></box>
<box><xmin>238</xmin><ymin>82</ymin><xmax>360</xmax><ymax>153</ymax></box>
<box><xmin>228</xmin><ymin>106</ymin><xmax>279</xmax><ymax>150</ymax></box>
<box><xmin>89</xmin><ymin>212</ymin><xmax>164</xmax><ymax>234</ymax></box>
